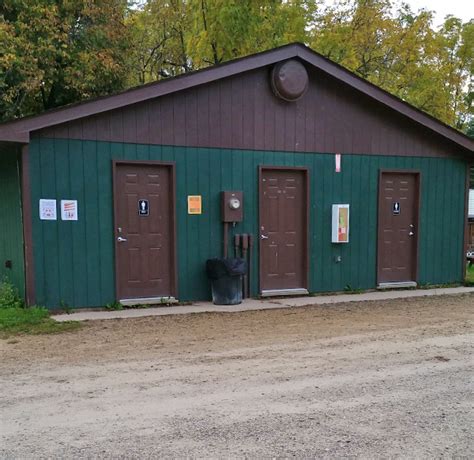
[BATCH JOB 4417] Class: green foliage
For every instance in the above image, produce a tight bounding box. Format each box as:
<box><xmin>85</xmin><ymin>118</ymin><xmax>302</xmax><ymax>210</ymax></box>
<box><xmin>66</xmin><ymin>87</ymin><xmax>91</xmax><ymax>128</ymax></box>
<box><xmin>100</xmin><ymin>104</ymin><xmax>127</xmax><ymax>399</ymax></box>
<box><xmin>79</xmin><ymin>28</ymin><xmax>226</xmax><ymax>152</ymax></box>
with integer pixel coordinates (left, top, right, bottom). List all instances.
<box><xmin>0</xmin><ymin>278</ymin><xmax>24</xmax><ymax>309</ymax></box>
<box><xmin>185</xmin><ymin>0</ymin><xmax>312</xmax><ymax>67</ymax></box>
<box><xmin>105</xmin><ymin>301</ymin><xmax>123</xmax><ymax>310</ymax></box>
<box><xmin>418</xmin><ymin>282</ymin><xmax>461</xmax><ymax>289</ymax></box>
<box><xmin>0</xmin><ymin>278</ymin><xmax>81</xmax><ymax>337</ymax></box>
<box><xmin>309</xmin><ymin>1</ymin><xmax>473</xmax><ymax>132</ymax></box>
<box><xmin>1</xmin><ymin>1</ymin><xmax>472</xmax><ymax>133</ymax></box>
<box><xmin>344</xmin><ymin>284</ymin><xmax>363</xmax><ymax>294</ymax></box>
<box><xmin>0</xmin><ymin>306</ymin><xmax>81</xmax><ymax>337</ymax></box>
<box><xmin>125</xmin><ymin>0</ymin><xmax>313</xmax><ymax>82</ymax></box>
<box><xmin>466</xmin><ymin>264</ymin><xmax>474</xmax><ymax>285</ymax></box>
<box><xmin>466</xmin><ymin>119</ymin><xmax>474</xmax><ymax>138</ymax></box>
<box><xmin>0</xmin><ymin>0</ymin><xmax>133</xmax><ymax>121</ymax></box>
<box><xmin>60</xmin><ymin>300</ymin><xmax>73</xmax><ymax>314</ymax></box>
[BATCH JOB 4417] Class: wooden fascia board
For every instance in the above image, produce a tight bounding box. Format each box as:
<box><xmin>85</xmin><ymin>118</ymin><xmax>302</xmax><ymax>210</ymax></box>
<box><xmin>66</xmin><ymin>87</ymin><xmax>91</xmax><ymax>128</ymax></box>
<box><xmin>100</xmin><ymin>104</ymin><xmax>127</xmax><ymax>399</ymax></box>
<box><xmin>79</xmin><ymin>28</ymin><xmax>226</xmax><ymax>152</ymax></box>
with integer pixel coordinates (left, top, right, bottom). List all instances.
<box><xmin>0</xmin><ymin>130</ymin><xmax>29</xmax><ymax>143</ymax></box>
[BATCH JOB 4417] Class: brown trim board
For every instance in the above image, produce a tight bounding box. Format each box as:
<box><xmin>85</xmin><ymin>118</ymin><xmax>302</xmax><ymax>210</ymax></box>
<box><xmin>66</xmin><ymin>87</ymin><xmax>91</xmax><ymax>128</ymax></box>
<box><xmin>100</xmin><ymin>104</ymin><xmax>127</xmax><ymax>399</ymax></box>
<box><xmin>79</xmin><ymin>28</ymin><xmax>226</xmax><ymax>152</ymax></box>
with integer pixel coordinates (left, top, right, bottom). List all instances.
<box><xmin>112</xmin><ymin>160</ymin><xmax>178</xmax><ymax>300</ymax></box>
<box><xmin>463</xmin><ymin>162</ymin><xmax>471</xmax><ymax>280</ymax></box>
<box><xmin>20</xmin><ymin>144</ymin><xmax>36</xmax><ymax>305</ymax></box>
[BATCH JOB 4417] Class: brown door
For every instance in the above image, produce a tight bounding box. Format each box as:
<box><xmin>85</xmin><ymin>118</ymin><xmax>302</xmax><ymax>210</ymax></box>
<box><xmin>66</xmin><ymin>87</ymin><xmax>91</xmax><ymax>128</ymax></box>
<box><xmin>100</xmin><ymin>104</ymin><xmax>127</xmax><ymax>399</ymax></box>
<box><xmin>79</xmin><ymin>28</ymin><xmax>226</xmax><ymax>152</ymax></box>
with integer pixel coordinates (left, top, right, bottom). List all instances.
<box><xmin>114</xmin><ymin>162</ymin><xmax>175</xmax><ymax>300</ymax></box>
<box><xmin>260</xmin><ymin>168</ymin><xmax>308</xmax><ymax>292</ymax></box>
<box><xmin>377</xmin><ymin>171</ymin><xmax>419</xmax><ymax>284</ymax></box>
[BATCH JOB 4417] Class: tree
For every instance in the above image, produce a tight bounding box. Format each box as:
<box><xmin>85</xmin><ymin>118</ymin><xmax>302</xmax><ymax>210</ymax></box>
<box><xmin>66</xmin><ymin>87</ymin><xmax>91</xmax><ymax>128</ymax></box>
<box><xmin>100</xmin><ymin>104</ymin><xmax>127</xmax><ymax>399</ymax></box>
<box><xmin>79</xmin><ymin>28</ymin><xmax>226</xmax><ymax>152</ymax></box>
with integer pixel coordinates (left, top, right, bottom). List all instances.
<box><xmin>186</xmin><ymin>0</ymin><xmax>312</xmax><ymax>66</ymax></box>
<box><xmin>309</xmin><ymin>1</ymin><xmax>473</xmax><ymax>132</ymax></box>
<box><xmin>435</xmin><ymin>17</ymin><xmax>473</xmax><ymax>130</ymax></box>
<box><xmin>0</xmin><ymin>1</ymin><xmax>132</xmax><ymax>121</ymax></box>
<box><xmin>126</xmin><ymin>0</ymin><xmax>313</xmax><ymax>84</ymax></box>
<box><xmin>1</xmin><ymin>0</ymin><xmax>472</xmax><ymax>133</ymax></box>
<box><xmin>126</xmin><ymin>0</ymin><xmax>192</xmax><ymax>85</ymax></box>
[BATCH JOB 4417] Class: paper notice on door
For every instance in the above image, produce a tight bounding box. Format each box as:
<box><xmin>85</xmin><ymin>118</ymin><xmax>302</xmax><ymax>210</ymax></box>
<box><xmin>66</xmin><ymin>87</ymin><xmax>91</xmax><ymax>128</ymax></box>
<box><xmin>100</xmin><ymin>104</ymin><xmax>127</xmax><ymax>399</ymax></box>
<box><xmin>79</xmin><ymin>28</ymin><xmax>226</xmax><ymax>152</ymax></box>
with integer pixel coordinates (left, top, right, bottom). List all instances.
<box><xmin>61</xmin><ymin>200</ymin><xmax>78</xmax><ymax>221</ymax></box>
<box><xmin>39</xmin><ymin>199</ymin><xmax>57</xmax><ymax>220</ymax></box>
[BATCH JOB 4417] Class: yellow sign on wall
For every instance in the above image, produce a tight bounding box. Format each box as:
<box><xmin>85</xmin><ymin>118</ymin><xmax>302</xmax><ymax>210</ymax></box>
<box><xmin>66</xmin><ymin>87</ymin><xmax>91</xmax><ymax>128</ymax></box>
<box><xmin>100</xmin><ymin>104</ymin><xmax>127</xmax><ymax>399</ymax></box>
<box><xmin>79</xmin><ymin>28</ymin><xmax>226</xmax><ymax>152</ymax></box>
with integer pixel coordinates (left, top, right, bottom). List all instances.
<box><xmin>187</xmin><ymin>195</ymin><xmax>202</xmax><ymax>215</ymax></box>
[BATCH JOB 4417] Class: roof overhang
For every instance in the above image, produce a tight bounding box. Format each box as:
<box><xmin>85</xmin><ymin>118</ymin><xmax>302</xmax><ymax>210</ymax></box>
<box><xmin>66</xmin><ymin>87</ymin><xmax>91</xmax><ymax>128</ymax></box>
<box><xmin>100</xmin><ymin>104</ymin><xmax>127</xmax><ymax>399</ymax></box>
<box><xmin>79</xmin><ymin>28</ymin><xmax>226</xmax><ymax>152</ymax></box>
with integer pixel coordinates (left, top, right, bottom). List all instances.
<box><xmin>0</xmin><ymin>43</ymin><xmax>472</xmax><ymax>153</ymax></box>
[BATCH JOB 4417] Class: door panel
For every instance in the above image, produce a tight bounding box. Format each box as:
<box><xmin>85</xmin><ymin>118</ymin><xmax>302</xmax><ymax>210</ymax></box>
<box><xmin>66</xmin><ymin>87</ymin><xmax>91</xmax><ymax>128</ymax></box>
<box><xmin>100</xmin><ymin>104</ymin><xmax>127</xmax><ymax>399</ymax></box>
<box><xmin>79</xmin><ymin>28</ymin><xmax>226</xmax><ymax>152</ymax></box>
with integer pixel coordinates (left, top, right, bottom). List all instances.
<box><xmin>114</xmin><ymin>163</ymin><xmax>175</xmax><ymax>299</ymax></box>
<box><xmin>377</xmin><ymin>172</ymin><xmax>419</xmax><ymax>283</ymax></box>
<box><xmin>260</xmin><ymin>168</ymin><xmax>307</xmax><ymax>291</ymax></box>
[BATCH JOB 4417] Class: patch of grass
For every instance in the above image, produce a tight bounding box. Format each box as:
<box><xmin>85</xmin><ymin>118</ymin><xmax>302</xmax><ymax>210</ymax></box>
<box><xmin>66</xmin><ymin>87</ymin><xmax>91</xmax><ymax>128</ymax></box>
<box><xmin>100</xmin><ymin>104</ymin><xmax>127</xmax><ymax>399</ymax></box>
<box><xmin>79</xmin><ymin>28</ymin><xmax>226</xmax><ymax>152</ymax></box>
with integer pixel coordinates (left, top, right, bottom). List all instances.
<box><xmin>0</xmin><ymin>307</ymin><xmax>81</xmax><ymax>338</ymax></box>
<box><xmin>466</xmin><ymin>264</ymin><xmax>474</xmax><ymax>285</ymax></box>
<box><xmin>105</xmin><ymin>301</ymin><xmax>123</xmax><ymax>310</ymax></box>
<box><xmin>0</xmin><ymin>278</ymin><xmax>81</xmax><ymax>338</ymax></box>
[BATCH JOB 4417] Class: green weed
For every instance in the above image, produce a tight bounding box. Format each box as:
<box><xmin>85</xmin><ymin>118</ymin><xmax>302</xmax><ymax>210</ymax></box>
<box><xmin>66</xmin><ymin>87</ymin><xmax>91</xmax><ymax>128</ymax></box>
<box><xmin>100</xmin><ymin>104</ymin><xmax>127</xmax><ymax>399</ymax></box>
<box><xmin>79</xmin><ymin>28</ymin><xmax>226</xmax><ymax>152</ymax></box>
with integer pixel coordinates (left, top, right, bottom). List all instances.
<box><xmin>466</xmin><ymin>264</ymin><xmax>474</xmax><ymax>286</ymax></box>
<box><xmin>105</xmin><ymin>301</ymin><xmax>123</xmax><ymax>311</ymax></box>
<box><xmin>0</xmin><ymin>278</ymin><xmax>24</xmax><ymax>309</ymax></box>
<box><xmin>60</xmin><ymin>300</ymin><xmax>73</xmax><ymax>314</ymax></box>
<box><xmin>344</xmin><ymin>285</ymin><xmax>363</xmax><ymax>294</ymax></box>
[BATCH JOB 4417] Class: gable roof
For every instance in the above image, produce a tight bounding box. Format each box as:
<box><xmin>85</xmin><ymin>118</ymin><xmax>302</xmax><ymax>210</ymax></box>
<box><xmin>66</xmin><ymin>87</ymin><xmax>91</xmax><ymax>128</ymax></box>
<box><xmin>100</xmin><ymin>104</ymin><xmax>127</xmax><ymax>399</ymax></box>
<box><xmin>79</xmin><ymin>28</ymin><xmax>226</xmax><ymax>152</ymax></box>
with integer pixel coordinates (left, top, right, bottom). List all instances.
<box><xmin>0</xmin><ymin>42</ymin><xmax>472</xmax><ymax>152</ymax></box>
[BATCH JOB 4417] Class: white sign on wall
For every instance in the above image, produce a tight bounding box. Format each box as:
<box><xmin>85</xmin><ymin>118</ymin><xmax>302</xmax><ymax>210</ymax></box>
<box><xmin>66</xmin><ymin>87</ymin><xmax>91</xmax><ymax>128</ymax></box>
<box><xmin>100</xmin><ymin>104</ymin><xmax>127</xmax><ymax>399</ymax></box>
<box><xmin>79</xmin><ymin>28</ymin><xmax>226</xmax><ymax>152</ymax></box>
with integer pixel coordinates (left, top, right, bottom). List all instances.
<box><xmin>335</xmin><ymin>153</ymin><xmax>341</xmax><ymax>173</ymax></box>
<box><xmin>61</xmin><ymin>200</ymin><xmax>78</xmax><ymax>221</ymax></box>
<box><xmin>331</xmin><ymin>204</ymin><xmax>350</xmax><ymax>243</ymax></box>
<box><xmin>39</xmin><ymin>199</ymin><xmax>57</xmax><ymax>220</ymax></box>
<box><xmin>469</xmin><ymin>189</ymin><xmax>474</xmax><ymax>218</ymax></box>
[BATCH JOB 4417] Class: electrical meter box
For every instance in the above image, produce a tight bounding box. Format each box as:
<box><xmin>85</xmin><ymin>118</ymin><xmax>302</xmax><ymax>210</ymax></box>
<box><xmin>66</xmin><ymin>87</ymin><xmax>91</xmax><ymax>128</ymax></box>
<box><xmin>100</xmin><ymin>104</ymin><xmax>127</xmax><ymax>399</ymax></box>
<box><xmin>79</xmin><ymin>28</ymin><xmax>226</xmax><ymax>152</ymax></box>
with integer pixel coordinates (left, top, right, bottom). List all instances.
<box><xmin>332</xmin><ymin>204</ymin><xmax>350</xmax><ymax>243</ymax></box>
<box><xmin>221</xmin><ymin>191</ymin><xmax>243</xmax><ymax>222</ymax></box>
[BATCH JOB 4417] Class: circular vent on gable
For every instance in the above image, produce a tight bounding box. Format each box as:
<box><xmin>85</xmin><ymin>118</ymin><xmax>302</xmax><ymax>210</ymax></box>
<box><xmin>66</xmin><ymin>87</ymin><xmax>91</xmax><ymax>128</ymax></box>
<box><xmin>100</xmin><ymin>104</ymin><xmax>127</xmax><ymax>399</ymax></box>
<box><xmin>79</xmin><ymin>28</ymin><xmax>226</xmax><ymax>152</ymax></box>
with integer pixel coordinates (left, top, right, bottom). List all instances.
<box><xmin>271</xmin><ymin>59</ymin><xmax>308</xmax><ymax>102</ymax></box>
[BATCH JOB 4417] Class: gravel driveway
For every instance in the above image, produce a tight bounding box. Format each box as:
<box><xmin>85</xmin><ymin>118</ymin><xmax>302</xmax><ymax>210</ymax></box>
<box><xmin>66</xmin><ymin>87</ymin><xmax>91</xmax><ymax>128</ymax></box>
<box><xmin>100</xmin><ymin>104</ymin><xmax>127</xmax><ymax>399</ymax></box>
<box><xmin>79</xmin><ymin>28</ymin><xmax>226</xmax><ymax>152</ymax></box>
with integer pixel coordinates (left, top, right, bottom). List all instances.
<box><xmin>1</xmin><ymin>294</ymin><xmax>472</xmax><ymax>458</ymax></box>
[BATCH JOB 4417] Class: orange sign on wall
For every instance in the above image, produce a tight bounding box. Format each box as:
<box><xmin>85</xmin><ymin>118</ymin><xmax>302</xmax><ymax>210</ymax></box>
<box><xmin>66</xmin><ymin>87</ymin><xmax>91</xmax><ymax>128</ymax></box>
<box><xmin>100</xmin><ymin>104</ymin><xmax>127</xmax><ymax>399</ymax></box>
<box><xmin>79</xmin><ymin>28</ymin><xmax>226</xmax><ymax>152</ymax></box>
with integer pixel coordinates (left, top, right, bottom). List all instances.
<box><xmin>187</xmin><ymin>195</ymin><xmax>202</xmax><ymax>215</ymax></box>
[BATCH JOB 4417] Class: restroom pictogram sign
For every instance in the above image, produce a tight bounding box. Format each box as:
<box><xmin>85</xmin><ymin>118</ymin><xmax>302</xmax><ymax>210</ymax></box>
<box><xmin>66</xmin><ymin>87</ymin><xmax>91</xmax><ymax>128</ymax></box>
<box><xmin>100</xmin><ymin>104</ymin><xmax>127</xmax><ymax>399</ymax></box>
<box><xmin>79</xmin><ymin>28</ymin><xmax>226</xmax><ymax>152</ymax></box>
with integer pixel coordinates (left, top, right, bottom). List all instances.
<box><xmin>138</xmin><ymin>199</ymin><xmax>149</xmax><ymax>216</ymax></box>
<box><xmin>393</xmin><ymin>202</ymin><xmax>400</xmax><ymax>215</ymax></box>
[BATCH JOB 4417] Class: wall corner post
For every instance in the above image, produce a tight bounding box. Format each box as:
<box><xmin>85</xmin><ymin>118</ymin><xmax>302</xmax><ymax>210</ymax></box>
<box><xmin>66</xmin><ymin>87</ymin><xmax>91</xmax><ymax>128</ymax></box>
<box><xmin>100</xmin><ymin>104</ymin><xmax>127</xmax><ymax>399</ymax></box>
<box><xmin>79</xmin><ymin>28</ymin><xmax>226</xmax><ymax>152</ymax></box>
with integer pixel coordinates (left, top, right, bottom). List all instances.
<box><xmin>21</xmin><ymin>144</ymin><xmax>36</xmax><ymax>306</ymax></box>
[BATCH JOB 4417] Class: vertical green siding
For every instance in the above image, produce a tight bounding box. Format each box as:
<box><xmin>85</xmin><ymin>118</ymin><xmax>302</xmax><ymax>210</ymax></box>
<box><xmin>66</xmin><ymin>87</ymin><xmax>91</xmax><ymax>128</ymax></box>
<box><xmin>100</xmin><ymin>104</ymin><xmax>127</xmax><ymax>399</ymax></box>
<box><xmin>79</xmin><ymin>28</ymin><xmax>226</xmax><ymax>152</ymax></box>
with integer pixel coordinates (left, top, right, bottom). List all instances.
<box><xmin>0</xmin><ymin>150</ymin><xmax>25</xmax><ymax>298</ymax></box>
<box><xmin>29</xmin><ymin>138</ymin><xmax>467</xmax><ymax>308</ymax></box>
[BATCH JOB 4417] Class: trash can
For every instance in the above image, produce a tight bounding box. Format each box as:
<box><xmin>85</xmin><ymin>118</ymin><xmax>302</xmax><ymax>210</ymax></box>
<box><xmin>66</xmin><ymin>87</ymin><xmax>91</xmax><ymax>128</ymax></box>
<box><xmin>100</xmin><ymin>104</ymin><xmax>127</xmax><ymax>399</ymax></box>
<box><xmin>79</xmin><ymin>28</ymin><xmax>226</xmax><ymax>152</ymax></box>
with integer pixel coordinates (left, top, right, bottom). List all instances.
<box><xmin>206</xmin><ymin>258</ymin><xmax>247</xmax><ymax>305</ymax></box>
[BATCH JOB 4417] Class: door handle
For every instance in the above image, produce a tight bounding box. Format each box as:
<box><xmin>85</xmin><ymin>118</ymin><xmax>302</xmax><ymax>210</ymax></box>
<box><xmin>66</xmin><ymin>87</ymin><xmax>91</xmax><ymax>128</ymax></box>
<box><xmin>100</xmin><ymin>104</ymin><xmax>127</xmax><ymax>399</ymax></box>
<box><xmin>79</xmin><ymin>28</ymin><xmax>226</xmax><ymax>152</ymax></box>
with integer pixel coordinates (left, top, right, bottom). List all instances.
<box><xmin>409</xmin><ymin>232</ymin><xmax>414</xmax><ymax>236</ymax></box>
<box><xmin>260</xmin><ymin>234</ymin><xmax>269</xmax><ymax>240</ymax></box>
<box><xmin>117</xmin><ymin>236</ymin><xmax>128</xmax><ymax>242</ymax></box>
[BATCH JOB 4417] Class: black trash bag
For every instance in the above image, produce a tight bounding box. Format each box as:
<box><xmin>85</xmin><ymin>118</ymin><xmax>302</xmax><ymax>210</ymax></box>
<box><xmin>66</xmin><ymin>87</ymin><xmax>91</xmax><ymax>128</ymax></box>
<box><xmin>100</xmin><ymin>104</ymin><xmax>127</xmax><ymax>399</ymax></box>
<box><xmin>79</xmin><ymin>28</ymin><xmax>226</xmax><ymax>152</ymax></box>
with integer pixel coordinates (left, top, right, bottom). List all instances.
<box><xmin>206</xmin><ymin>258</ymin><xmax>247</xmax><ymax>280</ymax></box>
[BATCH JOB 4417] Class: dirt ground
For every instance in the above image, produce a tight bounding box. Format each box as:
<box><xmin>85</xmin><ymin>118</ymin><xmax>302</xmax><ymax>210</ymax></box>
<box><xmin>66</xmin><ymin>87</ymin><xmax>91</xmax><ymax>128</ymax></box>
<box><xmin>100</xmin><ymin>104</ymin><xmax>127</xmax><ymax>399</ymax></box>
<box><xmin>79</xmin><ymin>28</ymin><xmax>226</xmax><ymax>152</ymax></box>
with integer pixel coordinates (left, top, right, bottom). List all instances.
<box><xmin>1</xmin><ymin>294</ymin><xmax>473</xmax><ymax>458</ymax></box>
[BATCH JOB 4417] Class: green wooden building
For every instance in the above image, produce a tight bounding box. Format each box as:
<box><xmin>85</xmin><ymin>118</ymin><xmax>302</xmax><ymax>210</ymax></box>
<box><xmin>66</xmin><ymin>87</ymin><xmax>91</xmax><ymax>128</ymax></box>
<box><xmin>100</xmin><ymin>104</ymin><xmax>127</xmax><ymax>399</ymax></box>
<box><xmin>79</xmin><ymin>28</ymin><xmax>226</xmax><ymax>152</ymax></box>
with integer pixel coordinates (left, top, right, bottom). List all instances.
<box><xmin>0</xmin><ymin>44</ymin><xmax>472</xmax><ymax>309</ymax></box>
